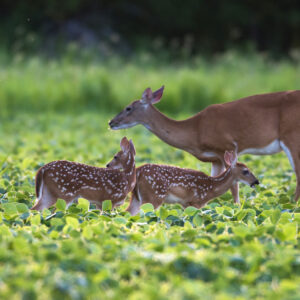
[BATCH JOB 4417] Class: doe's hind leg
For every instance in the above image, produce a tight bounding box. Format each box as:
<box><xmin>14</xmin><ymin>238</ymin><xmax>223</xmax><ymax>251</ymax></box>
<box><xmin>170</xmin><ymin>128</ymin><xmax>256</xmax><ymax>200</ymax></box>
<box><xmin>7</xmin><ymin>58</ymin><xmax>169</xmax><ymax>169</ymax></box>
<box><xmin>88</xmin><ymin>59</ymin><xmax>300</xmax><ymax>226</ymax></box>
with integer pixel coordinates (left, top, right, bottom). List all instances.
<box><xmin>280</xmin><ymin>138</ymin><xmax>300</xmax><ymax>202</ymax></box>
<box><xmin>293</xmin><ymin>156</ymin><xmax>300</xmax><ymax>202</ymax></box>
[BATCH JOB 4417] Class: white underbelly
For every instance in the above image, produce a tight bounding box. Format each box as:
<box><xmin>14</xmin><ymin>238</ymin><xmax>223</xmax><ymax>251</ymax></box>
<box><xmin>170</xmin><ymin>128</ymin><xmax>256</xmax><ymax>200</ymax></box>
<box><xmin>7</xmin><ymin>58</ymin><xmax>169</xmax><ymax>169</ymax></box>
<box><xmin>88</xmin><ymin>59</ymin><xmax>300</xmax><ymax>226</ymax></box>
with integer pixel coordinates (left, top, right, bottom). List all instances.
<box><xmin>239</xmin><ymin>139</ymin><xmax>282</xmax><ymax>156</ymax></box>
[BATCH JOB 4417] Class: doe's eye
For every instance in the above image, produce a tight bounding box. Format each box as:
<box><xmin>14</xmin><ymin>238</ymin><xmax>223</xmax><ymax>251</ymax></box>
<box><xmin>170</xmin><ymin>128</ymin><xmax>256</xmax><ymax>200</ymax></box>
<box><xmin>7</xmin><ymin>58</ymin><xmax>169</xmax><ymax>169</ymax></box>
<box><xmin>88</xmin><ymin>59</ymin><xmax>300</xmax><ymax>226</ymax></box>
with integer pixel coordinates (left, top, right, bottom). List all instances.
<box><xmin>242</xmin><ymin>169</ymin><xmax>249</xmax><ymax>175</ymax></box>
<box><xmin>114</xmin><ymin>156</ymin><xmax>117</xmax><ymax>159</ymax></box>
<box><xmin>126</xmin><ymin>107</ymin><xmax>131</xmax><ymax>111</ymax></box>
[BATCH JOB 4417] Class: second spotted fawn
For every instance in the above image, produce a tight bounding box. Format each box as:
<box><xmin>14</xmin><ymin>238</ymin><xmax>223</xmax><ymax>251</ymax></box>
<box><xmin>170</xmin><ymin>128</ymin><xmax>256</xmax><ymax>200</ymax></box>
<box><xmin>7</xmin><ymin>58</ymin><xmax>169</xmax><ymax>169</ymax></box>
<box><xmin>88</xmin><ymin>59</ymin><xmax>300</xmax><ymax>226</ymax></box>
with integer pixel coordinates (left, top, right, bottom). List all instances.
<box><xmin>31</xmin><ymin>137</ymin><xmax>136</xmax><ymax>211</ymax></box>
<box><xmin>126</xmin><ymin>151</ymin><xmax>259</xmax><ymax>215</ymax></box>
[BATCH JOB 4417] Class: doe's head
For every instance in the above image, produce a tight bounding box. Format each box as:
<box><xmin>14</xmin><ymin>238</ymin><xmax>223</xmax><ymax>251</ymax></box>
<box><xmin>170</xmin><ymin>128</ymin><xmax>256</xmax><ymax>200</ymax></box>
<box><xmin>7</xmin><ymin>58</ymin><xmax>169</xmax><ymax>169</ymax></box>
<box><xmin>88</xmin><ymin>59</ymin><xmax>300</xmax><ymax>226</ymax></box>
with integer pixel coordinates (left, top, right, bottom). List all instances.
<box><xmin>224</xmin><ymin>150</ymin><xmax>259</xmax><ymax>188</ymax></box>
<box><xmin>106</xmin><ymin>137</ymin><xmax>136</xmax><ymax>169</ymax></box>
<box><xmin>109</xmin><ymin>86</ymin><xmax>165</xmax><ymax>130</ymax></box>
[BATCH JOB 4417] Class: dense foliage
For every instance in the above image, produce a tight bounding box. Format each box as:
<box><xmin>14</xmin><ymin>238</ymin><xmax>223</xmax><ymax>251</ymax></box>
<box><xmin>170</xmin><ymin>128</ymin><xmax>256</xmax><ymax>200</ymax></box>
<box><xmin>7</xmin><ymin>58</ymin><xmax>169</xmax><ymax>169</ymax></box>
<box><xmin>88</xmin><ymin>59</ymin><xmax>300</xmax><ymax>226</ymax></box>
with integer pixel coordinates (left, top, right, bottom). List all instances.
<box><xmin>0</xmin><ymin>113</ymin><xmax>299</xmax><ymax>299</ymax></box>
<box><xmin>1</xmin><ymin>0</ymin><xmax>300</xmax><ymax>54</ymax></box>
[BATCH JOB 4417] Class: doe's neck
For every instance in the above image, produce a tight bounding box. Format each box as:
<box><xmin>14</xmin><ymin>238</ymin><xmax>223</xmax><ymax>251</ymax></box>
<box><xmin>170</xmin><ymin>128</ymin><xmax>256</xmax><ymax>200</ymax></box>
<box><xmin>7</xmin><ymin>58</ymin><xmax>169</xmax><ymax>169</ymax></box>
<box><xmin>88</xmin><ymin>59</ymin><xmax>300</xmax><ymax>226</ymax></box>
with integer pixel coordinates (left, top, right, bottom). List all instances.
<box><xmin>140</xmin><ymin>105</ymin><xmax>198</xmax><ymax>152</ymax></box>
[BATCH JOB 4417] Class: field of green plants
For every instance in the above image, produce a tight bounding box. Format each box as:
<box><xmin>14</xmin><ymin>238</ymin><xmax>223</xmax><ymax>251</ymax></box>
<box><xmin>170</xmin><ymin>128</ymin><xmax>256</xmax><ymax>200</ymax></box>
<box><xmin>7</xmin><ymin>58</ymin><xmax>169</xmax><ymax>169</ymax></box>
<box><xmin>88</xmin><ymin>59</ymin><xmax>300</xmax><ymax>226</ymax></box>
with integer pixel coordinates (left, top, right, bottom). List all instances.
<box><xmin>1</xmin><ymin>52</ymin><xmax>300</xmax><ymax>116</ymax></box>
<box><xmin>0</xmin><ymin>54</ymin><xmax>299</xmax><ymax>299</ymax></box>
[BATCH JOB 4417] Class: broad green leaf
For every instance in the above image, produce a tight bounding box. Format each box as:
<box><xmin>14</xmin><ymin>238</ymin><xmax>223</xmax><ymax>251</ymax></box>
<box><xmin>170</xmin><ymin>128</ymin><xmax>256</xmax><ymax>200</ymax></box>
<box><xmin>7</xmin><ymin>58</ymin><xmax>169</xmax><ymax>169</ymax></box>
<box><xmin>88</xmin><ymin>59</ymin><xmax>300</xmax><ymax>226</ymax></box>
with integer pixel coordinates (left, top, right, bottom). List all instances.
<box><xmin>235</xmin><ymin>210</ymin><xmax>248</xmax><ymax>221</ymax></box>
<box><xmin>31</xmin><ymin>214</ymin><xmax>41</xmax><ymax>226</ymax></box>
<box><xmin>193</xmin><ymin>214</ymin><xmax>203</xmax><ymax>227</ymax></box>
<box><xmin>56</xmin><ymin>199</ymin><xmax>66</xmax><ymax>211</ymax></box>
<box><xmin>50</xmin><ymin>218</ymin><xmax>64</xmax><ymax>227</ymax></box>
<box><xmin>279</xmin><ymin>212</ymin><xmax>293</xmax><ymax>224</ymax></box>
<box><xmin>82</xmin><ymin>226</ymin><xmax>93</xmax><ymax>239</ymax></box>
<box><xmin>3</xmin><ymin>203</ymin><xmax>18</xmax><ymax>215</ymax></box>
<box><xmin>114</xmin><ymin>217</ymin><xmax>127</xmax><ymax>225</ymax></box>
<box><xmin>21</xmin><ymin>157</ymin><xmax>33</xmax><ymax>169</ymax></box>
<box><xmin>0</xmin><ymin>224</ymin><xmax>12</xmax><ymax>237</ymax></box>
<box><xmin>159</xmin><ymin>207</ymin><xmax>168</xmax><ymax>220</ymax></box>
<box><xmin>182</xmin><ymin>229</ymin><xmax>197</xmax><ymax>241</ymax></box>
<box><xmin>141</xmin><ymin>203</ymin><xmax>154</xmax><ymax>213</ymax></box>
<box><xmin>282</xmin><ymin>223</ymin><xmax>297</xmax><ymax>241</ymax></box>
<box><xmin>184</xmin><ymin>206</ymin><xmax>198</xmax><ymax>216</ymax></box>
<box><xmin>49</xmin><ymin>231</ymin><xmax>60</xmax><ymax>239</ymax></box>
<box><xmin>102</xmin><ymin>200</ymin><xmax>112</xmax><ymax>211</ymax></box>
<box><xmin>223</xmin><ymin>209</ymin><xmax>233</xmax><ymax>217</ymax></box>
<box><xmin>77</xmin><ymin>198</ymin><xmax>90</xmax><ymax>212</ymax></box>
<box><xmin>99</xmin><ymin>215</ymin><xmax>111</xmax><ymax>221</ymax></box>
<box><xmin>66</xmin><ymin>216</ymin><xmax>79</xmax><ymax>228</ymax></box>
<box><xmin>232</xmin><ymin>225</ymin><xmax>250</xmax><ymax>238</ymax></box>
<box><xmin>16</xmin><ymin>203</ymin><xmax>29</xmax><ymax>213</ymax></box>
<box><xmin>42</xmin><ymin>209</ymin><xmax>52</xmax><ymax>219</ymax></box>
<box><xmin>270</xmin><ymin>209</ymin><xmax>281</xmax><ymax>224</ymax></box>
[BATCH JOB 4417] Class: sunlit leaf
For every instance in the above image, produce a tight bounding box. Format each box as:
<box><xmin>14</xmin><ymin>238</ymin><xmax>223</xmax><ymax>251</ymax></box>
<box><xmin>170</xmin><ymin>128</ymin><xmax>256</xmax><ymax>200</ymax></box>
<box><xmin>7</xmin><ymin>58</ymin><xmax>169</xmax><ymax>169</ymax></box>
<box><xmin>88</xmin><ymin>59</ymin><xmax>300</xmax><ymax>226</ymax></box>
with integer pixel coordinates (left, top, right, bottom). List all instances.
<box><xmin>56</xmin><ymin>199</ymin><xmax>66</xmax><ymax>211</ymax></box>
<box><xmin>102</xmin><ymin>200</ymin><xmax>112</xmax><ymax>211</ymax></box>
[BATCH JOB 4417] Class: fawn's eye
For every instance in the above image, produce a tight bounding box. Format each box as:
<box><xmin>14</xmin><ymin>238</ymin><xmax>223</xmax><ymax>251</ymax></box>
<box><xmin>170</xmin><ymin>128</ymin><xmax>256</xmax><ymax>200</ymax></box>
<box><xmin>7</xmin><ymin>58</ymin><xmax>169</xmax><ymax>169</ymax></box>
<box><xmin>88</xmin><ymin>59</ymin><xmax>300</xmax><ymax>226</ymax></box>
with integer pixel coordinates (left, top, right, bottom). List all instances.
<box><xmin>242</xmin><ymin>169</ymin><xmax>249</xmax><ymax>175</ymax></box>
<box><xmin>114</xmin><ymin>156</ymin><xmax>117</xmax><ymax>159</ymax></box>
<box><xmin>126</xmin><ymin>107</ymin><xmax>131</xmax><ymax>111</ymax></box>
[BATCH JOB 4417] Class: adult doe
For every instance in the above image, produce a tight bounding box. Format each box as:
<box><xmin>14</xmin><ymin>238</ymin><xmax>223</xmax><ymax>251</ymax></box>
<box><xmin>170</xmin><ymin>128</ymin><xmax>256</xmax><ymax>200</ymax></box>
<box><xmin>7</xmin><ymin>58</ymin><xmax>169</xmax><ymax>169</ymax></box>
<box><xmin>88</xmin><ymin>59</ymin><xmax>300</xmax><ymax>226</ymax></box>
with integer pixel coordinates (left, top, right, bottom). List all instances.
<box><xmin>109</xmin><ymin>87</ymin><xmax>300</xmax><ymax>202</ymax></box>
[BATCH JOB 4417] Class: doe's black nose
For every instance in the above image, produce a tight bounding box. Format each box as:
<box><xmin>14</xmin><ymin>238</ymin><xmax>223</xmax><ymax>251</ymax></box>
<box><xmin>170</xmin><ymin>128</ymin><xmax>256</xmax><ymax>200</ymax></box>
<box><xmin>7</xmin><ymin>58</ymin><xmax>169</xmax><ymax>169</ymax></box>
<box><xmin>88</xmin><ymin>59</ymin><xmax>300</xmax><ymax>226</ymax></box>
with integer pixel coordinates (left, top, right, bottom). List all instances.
<box><xmin>106</xmin><ymin>164</ymin><xmax>110</xmax><ymax>168</ymax></box>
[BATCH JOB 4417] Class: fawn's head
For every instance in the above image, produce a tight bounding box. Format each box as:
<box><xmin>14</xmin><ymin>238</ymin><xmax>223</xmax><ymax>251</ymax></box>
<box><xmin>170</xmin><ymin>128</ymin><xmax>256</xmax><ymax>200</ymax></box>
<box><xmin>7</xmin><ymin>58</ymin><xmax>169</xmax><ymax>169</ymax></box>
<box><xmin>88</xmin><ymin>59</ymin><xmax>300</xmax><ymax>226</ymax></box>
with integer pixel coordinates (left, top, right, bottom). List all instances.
<box><xmin>109</xmin><ymin>86</ymin><xmax>164</xmax><ymax>130</ymax></box>
<box><xmin>224</xmin><ymin>151</ymin><xmax>259</xmax><ymax>188</ymax></box>
<box><xmin>106</xmin><ymin>137</ymin><xmax>136</xmax><ymax>169</ymax></box>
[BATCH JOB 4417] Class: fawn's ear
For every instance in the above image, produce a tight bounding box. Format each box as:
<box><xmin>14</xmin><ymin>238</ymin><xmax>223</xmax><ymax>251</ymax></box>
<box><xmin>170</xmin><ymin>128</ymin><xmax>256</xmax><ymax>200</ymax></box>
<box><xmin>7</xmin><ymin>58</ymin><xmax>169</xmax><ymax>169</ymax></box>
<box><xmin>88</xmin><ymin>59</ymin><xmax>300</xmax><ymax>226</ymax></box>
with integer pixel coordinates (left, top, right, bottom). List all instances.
<box><xmin>224</xmin><ymin>151</ymin><xmax>237</xmax><ymax>166</ymax></box>
<box><xmin>129</xmin><ymin>139</ymin><xmax>136</xmax><ymax>156</ymax></box>
<box><xmin>151</xmin><ymin>86</ymin><xmax>164</xmax><ymax>104</ymax></box>
<box><xmin>141</xmin><ymin>88</ymin><xmax>153</xmax><ymax>104</ymax></box>
<box><xmin>231</xmin><ymin>150</ymin><xmax>238</xmax><ymax>166</ymax></box>
<box><xmin>120</xmin><ymin>137</ymin><xmax>130</xmax><ymax>152</ymax></box>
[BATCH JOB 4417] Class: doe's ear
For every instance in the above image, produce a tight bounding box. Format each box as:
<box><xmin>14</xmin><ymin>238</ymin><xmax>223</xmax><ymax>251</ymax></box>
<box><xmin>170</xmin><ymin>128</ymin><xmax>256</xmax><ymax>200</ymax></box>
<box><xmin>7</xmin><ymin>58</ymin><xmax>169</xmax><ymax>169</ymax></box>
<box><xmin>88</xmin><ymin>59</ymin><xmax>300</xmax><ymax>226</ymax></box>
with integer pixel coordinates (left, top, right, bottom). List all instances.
<box><xmin>141</xmin><ymin>88</ymin><xmax>153</xmax><ymax>104</ymax></box>
<box><xmin>129</xmin><ymin>139</ymin><xmax>136</xmax><ymax>156</ymax></box>
<box><xmin>120</xmin><ymin>137</ymin><xmax>130</xmax><ymax>152</ymax></box>
<box><xmin>151</xmin><ymin>85</ymin><xmax>165</xmax><ymax>104</ymax></box>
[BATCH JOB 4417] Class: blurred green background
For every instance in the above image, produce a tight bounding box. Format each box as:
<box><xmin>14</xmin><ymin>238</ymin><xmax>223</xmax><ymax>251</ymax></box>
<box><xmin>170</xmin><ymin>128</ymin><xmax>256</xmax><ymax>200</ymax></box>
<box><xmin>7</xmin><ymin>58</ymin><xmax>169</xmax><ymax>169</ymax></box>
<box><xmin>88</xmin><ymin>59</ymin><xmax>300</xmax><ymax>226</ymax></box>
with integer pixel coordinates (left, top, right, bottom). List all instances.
<box><xmin>1</xmin><ymin>0</ymin><xmax>300</xmax><ymax>117</ymax></box>
<box><xmin>0</xmin><ymin>2</ymin><xmax>300</xmax><ymax>299</ymax></box>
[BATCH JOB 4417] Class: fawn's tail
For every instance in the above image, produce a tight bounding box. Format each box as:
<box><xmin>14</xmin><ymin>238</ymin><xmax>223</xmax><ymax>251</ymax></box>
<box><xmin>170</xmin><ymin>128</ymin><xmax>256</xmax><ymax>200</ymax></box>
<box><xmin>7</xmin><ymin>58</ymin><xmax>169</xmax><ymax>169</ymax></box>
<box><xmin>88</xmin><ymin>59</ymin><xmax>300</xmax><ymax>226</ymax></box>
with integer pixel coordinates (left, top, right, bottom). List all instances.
<box><xmin>35</xmin><ymin>168</ymin><xmax>44</xmax><ymax>199</ymax></box>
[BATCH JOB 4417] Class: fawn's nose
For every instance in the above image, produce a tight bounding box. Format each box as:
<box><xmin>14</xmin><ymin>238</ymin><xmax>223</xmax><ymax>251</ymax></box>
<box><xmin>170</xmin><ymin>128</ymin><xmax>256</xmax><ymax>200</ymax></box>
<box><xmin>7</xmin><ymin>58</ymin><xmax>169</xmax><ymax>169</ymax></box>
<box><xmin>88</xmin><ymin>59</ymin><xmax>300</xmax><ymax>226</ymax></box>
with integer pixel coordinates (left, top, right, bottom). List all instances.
<box><xmin>106</xmin><ymin>164</ymin><xmax>110</xmax><ymax>168</ymax></box>
<box><xmin>251</xmin><ymin>179</ymin><xmax>259</xmax><ymax>188</ymax></box>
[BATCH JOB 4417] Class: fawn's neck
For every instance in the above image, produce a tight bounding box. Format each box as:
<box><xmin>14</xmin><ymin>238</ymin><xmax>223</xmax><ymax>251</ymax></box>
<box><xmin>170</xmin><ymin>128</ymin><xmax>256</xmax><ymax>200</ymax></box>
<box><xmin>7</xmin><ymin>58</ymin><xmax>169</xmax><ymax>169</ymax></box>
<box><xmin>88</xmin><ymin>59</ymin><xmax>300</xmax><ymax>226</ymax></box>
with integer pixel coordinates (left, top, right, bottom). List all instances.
<box><xmin>210</xmin><ymin>167</ymin><xmax>236</xmax><ymax>197</ymax></box>
<box><xmin>122</xmin><ymin>153</ymin><xmax>136</xmax><ymax>192</ymax></box>
<box><xmin>141</xmin><ymin>105</ymin><xmax>198</xmax><ymax>153</ymax></box>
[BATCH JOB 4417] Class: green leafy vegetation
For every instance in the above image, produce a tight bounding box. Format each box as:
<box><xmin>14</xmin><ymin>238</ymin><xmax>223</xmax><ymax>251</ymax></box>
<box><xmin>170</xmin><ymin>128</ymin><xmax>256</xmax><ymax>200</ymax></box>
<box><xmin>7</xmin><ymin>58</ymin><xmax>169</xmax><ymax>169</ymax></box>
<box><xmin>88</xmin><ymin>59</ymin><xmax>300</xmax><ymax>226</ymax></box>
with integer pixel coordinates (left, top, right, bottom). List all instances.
<box><xmin>0</xmin><ymin>112</ymin><xmax>299</xmax><ymax>299</ymax></box>
<box><xmin>0</xmin><ymin>53</ymin><xmax>300</xmax><ymax>117</ymax></box>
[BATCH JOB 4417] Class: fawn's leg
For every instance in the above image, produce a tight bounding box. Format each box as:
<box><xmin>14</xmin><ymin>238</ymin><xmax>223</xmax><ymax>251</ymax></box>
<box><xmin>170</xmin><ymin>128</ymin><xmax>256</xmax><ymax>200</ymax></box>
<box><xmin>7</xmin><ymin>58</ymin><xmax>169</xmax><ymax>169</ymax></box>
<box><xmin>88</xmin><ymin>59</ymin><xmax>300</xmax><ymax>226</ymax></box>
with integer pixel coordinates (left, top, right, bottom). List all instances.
<box><xmin>126</xmin><ymin>188</ymin><xmax>142</xmax><ymax>216</ymax></box>
<box><xmin>31</xmin><ymin>186</ymin><xmax>57</xmax><ymax>211</ymax></box>
<box><xmin>212</xmin><ymin>160</ymin><xmax>240</xmax><ymax>203</ymax></box>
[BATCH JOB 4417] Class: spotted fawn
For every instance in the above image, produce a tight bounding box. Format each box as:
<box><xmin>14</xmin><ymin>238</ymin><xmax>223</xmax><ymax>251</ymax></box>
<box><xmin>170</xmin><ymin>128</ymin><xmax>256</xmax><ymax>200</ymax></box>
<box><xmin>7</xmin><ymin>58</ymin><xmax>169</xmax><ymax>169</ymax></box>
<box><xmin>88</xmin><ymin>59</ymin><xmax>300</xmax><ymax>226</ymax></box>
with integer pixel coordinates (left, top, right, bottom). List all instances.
<box><xmin>31</xmin><ymin>137</ymin><xmax>136</xmax><ymax>211</ymax></box>
<box><xmin>126</xmin><ymin>151</ymin><xmax>259</xmax><ymax>215</ymax></box>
